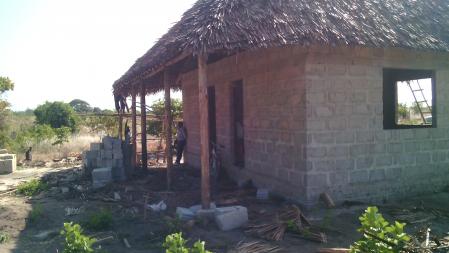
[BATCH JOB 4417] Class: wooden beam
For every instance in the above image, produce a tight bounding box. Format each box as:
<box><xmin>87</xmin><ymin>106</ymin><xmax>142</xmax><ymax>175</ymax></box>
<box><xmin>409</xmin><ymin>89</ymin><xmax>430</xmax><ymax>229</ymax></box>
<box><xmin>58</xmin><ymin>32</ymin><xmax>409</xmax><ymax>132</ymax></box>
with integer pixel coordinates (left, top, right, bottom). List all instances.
<box><xmin>118</xmin><ymin>113</ymin><xmax>123</xmax><ymax>140</ymax></box>
<box><xmin>131</xmin><ymin>90</ymin><xmax>137</xmax><ymax>167</ymax></box>
<box><xmin>164</xmin><ymin>70</ymin><xmax>173</xmax><ymax>190</ymax></box>
<box><xmin>140</xmin><ymin>84</ymin><xmax>148</xmax><ymax>170</ymax></box>
<box><xmin>198</xmin><ymin>53</ymin><xmax>211</xmax><ymax>209</ymax></box>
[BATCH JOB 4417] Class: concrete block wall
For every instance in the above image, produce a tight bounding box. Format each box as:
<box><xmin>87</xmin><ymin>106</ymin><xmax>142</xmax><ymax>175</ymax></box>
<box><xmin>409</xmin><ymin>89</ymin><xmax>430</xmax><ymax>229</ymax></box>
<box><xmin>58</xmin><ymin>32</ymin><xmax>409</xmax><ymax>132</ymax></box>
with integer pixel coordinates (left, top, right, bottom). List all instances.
<box><xmin>304</xmin><ymin>46</ymin><xmax>449</xmax><ymax>204</ymax></box>
<box><xmin>181</xmin><ymin>44</ymin><xmax>449</xmax><ymax>205</ymax></box>
<box><xmin>182</xmin><ymin>46</ymin><xmax>309</xmax><ymax>201</ymax></box>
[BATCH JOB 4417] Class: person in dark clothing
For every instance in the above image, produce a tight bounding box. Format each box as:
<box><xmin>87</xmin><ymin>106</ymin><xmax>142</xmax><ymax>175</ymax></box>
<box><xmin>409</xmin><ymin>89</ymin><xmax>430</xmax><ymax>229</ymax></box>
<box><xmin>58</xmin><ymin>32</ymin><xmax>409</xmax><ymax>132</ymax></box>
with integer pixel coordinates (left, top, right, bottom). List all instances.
<box><xmin>25</xmin><ymin>147</ymin><xmax>32</xmax><ymax>161</ymax></box>
<box><xmin>175</xmin><ymin>122</ymin><xmax>187</xmax><ymax>165</ymax></box>
<box><xmin>114</xmin><ymin>94</ymin><xmax>129</xmax><ymax>113</ymax></box>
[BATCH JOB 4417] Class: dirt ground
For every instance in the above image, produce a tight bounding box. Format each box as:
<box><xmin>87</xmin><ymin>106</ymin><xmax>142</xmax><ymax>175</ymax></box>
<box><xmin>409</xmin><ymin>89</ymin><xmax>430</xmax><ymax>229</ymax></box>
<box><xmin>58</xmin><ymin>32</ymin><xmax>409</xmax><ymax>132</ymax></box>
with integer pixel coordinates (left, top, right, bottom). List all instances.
<box><xmin>1</xmin><ymin>164</ymin><xmax>449</xmax><ymax>253</ymax></box>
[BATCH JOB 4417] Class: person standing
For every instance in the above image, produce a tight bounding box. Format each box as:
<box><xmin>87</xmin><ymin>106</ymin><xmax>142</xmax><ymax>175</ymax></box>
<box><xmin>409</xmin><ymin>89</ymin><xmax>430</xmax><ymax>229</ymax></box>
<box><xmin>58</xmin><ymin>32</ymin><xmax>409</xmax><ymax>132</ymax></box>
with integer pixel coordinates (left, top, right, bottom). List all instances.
<box><xmin>175</xmin><ymin>122</ymin><xmax>187</xmax><ymax>165</ymax></box>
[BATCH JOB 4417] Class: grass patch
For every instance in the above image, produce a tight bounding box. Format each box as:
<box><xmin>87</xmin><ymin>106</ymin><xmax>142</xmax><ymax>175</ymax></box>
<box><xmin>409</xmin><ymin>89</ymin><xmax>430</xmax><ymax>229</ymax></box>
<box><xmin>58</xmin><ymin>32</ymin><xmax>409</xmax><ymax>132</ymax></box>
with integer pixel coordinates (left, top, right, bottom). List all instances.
<box><xmin>16</xmin><ymin>179</ymin><xmax>48</xmax><ymax>196</ymax></box>
<box><xmin>0</xmin><ymin>232</ymin><xmax>9</xmax><ymax>244</ymax></box>
<box><xmin>28</xmin><ymin>204</ymin><xmax>44</xmax><ymax>223</ymax></box>
<box><xmin>84</xmin><ymin>209</ymin><xmax>113</xmax><ymax>231</ymax></box>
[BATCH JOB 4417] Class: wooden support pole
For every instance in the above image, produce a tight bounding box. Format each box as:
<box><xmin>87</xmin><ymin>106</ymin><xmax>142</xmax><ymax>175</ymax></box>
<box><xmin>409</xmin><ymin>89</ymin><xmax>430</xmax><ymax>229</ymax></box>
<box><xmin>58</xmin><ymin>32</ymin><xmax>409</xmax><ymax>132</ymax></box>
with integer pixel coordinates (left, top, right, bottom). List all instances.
<box><xmin>164</xmin><ymin>70</ymin><xmax>173</xmax><ymax>190</ymax></box>
<box><xmin>118</xmin><ymin>113</ymin><xmax>123</xmax><ymax>140</ymax></box>
<box><xmin>131</xmin><ymin>90</ymin><xmax>137</xmax><ymax>166</ymax></box>
<box><xmin>140</xmin><ymin>84</ymin><xmax>148</xmax><ymax>170</ymax></box>
<box><xmin>198</xmin><ymin>53</ymin><xmax>211</xmax><ymax>209</ymax></box>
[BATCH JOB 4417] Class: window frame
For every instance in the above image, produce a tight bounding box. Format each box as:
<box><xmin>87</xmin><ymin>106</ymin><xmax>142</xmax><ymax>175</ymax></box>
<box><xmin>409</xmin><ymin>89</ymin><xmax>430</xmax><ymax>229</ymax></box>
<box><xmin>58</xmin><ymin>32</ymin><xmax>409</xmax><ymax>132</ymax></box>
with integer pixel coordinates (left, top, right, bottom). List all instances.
<box><xmin>383</xmin><ymin>68</ymin><xmax>436</xmax><ymax>129</ymax></box>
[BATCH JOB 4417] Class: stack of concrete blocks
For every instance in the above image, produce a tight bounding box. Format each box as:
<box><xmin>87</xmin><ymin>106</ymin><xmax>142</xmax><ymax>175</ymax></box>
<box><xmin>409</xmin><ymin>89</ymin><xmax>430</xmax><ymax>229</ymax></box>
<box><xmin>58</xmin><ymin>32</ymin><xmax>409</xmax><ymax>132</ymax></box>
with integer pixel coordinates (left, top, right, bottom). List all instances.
<box><xmin>0</xmin><ymin>149</ymin><xmax>16</xmax><ymax>174</ymax></box>
<box><xmin>83</xmin><ymin>136</ymin><xmax>126</xmax><ymax>188</ymax></box>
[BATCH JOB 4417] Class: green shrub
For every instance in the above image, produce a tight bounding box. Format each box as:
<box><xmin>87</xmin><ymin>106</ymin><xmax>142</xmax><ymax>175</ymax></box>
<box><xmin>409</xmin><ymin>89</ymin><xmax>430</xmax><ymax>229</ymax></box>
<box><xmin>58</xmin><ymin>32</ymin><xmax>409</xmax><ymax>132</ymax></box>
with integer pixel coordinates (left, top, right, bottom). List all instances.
<box><xmin>16</xmin><ymin>179</ymin><xmax>48</xmax><ymax>196</ymax></box>
<box><xmin>84</xmin><ymin>209</ymin><xmax>113</xmax><ymax>231</ymax></box>
<box><xmin>60</xmin><ymin>222</ymin><xmax>96</xmax><ymax>253</ymax></box>
<box><xmin>29</xmin><ymin>204</ymin><xmax>44</xmax><ymax>223</ymax></box>
<box><xmin>163</xmin><ymin>233</ymin><xmax>211</xmax><ymax>253</ymax></box>
<box><xmin>350</xmin><ymin>206</ymin><xmax>410</xmax><ymax>253</ymax></box>
<box><xmin>0</xmin><ymin>232</ymin><xmax>9</xmax><ymax>244</ymax></box>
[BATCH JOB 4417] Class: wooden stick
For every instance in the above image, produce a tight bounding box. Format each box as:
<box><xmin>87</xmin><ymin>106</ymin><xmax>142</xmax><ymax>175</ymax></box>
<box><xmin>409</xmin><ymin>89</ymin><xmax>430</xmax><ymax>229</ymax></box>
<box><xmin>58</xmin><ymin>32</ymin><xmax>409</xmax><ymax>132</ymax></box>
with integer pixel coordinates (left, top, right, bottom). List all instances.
<box><xmin>140</xmin><ymin>84</ymin><xmax>148</xmax><ymax>170</ymax></box>
<box><xmin>316</xmin><ymin>248</ymin><xmax>350</xmax><ymax>253</ymax></box>
<box><xmin>164</xmin><ymin>69</ymin><xmax>173</xmax><ymax>190</ymax></box>
<box><xmin>319</xmin><ymin>192</ymin><xmax>335</xmax><ymax>208</ymax></box>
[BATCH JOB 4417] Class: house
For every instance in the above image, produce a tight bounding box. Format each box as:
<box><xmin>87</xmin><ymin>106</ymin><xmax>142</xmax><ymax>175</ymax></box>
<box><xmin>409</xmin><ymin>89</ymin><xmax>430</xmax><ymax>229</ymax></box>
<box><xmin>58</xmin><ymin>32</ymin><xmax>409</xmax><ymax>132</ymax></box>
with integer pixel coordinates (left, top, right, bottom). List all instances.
<box><xmin>113</xmin><ymin>0</ymin><xmax>449</xmax><ymax>206</ymax></box>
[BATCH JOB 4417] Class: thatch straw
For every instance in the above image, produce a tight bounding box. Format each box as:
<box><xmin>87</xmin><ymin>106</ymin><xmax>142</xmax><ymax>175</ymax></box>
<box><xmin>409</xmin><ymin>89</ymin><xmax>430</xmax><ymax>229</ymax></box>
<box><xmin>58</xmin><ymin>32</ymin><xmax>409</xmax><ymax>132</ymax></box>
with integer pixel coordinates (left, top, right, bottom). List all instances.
<box><xmin>113</xmin><ymin>0</ymin><xmax>449</xmax><ymax>95</ymax></box>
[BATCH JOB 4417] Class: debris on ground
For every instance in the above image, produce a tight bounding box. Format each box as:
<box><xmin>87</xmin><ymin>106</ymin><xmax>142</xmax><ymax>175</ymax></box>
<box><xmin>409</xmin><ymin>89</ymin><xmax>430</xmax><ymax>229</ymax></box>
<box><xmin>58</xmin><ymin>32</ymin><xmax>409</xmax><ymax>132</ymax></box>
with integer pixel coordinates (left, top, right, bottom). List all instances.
<box><xmin>235</xmin><ymin>240</ymin><xmax>281</xmax><ymax>253</ymax></box>
<box><xmin>148</xmin><ymin>200</ymin><xmax>167</xmax><ymax>212</ymax></box>
<box><xmin>319</xmin><ymin>192</ymin><xmax>335</xmax><ymax>208</ymax></box>
<box><xmin>246</xmin><ymin>205</ymin><xmax>327</xmax><ymax>243</ymax></box>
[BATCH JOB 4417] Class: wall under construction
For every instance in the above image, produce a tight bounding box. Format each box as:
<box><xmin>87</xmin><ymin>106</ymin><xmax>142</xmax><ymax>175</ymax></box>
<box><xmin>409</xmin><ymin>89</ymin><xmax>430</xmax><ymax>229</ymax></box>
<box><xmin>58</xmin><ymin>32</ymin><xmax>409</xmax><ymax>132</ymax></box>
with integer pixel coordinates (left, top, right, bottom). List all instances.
<box><xmin>181</xmin><ymin>45</ymin><xmax>449</xmax><ymax>205</ymax></box>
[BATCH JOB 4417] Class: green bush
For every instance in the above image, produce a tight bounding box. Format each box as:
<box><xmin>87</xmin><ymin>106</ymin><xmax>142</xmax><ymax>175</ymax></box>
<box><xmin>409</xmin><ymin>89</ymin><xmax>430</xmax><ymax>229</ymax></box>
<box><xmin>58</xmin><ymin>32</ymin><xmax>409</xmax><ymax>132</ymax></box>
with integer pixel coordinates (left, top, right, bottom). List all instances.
<box><xmin>350</xmin><ymin>206</ymin><xmax>410</xmax><ymax>253</ymax></box>
<box><xmin>61</xmin><ymin>222</ymin><xmax>96</xmax><ymax>253</ymax></box>
<box><xmin>84</xmin><ymin>209</ymin><xmax>113</xmax><ymax>231</ymax></box>
<box><xmin>0</xmin><ymin>232</ymin><xmax>9</xmax><ymax>244</ymax></box>
<box><xmin>163</xmin><ymin>233</ymin><xmax>211</xmax><ymax>253</ymax></box>
<box><xmin>16</xmin><ymin>179</ymin><xmax>48</xmax><ymax>196</ymax></box>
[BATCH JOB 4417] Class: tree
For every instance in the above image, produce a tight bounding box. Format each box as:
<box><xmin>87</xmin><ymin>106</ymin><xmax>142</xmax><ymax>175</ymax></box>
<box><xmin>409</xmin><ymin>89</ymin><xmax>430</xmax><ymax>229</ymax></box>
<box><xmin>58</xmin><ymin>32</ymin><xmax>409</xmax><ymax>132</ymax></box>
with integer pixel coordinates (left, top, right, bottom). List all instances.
<box><xmin>34</xmin><ymin>102</ymin><xmax>79</xmax><ymax>133</ymax></box>
<box><xmin>69</xmin><ymin>99</ymin><xmax>92</xmax><ymax>113</ymax></box>
<box><xmin>0</xmin><ymin>76</ymin><xmax>14</xmax><ymax>148</ymax></box>
<box><xmin>147</xmin><ymin>99</ymin><xmax>183</xmax><ymax>144</ymax></box>
<box><xmin>396</xmin><ymin>103</ymin><xmax>408</xmax><ymax>119</ymax></box>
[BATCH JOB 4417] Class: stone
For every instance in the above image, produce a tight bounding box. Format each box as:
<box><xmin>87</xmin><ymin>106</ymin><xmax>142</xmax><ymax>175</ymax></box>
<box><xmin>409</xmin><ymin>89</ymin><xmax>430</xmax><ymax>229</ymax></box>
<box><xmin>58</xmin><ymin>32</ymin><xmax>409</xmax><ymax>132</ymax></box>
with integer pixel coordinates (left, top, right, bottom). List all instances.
<box><xmin>256</xmin><ymin>189</ymin><xmax>269</xmax><ymax>200</ymax></box>
<box><xmin>60</xmin><ymin>187</ymin><xmax>70</xmax><ymax>194</ymax></box>
<box><xmin>189</xmin><ymin>203</ymin><xmax>216</xmax><ymax>214</ymax></box>
<box><xmin>176</xmin><ymin>207</ymin><xmax>195</xmax><ymax>220</ymax></box>
<box><xmin>92</xmin><ymin>167</ymin><xmax>112</xmax><ymax>189</ymax></box>
<box><xmin>33</xmin><ymin>229</ymin><xmax>59</xmax><ymax>241</ymax></box>
<box><xmin>214</xmin><ymin>206</ymin><xmax>248</xmax><ymax>231</ymax></box>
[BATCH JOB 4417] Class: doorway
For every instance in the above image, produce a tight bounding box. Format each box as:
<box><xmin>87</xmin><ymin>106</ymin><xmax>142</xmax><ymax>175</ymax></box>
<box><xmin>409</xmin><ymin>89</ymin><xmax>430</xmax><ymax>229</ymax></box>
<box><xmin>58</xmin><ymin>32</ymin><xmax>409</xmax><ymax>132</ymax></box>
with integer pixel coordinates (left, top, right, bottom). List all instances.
<box><xmin>232</xmin><ymin>80</ymin><xmax>245</xmax><ymax>167</ymax></box>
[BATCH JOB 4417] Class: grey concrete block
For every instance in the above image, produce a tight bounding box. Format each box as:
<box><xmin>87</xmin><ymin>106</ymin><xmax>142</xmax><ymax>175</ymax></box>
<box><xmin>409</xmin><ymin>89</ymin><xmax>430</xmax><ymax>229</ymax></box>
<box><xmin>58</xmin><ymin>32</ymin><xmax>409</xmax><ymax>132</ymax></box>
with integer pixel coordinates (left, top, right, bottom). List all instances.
<box><xmin>92</xmin><ymin>167</ymin><xmax>112</xmax><ymax>188</ymax></box>
<box><xmin>176</xmin><ymin>207</ymin><xmax>195</xmax><ymax>221</ymax></box>
<box><xmin>214</xmin><ymin>206</ymin><xmax>248</xmax><ymax>231</ymax></box>
<box><xmin>113</xmin><ymin>151</ymin><xmax>123</xmax><ymax>159</ymax></box>
<box><xmin>0</xmin><ymin>159</ymin><xmax>15</xmax><ymax>174</ymax></box>
<box><xmin>111</xmin><ymin>166</ymin><xmax>126</xmax><ymax>181</ymax></box>
<box><xmin>102</xmin><ymin>136</ymin><xmax>114</xmax><ymax>150</ymax></box>
<box><xmin>100</xmin><ymin>150</ymin><xmax>113</xmax><ymax>160</ymax></box>
<box><xmin>90</xmin><ymin>143</ymin><xmax>103</xmax><ymax>151</ymax></box>
<box><xmin>113</xmin><ymin>139</ymin><xmax>122</xmax><ymax>150</ymax></box>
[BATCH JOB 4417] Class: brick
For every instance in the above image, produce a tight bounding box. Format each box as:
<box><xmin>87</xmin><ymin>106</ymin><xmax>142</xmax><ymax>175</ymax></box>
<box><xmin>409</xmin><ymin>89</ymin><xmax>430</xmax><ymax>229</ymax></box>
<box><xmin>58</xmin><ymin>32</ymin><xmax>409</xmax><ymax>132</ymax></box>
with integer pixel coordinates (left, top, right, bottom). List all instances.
<box><xmin>369</xmin><ymin>169</ymin><xmax>385</xmax><ymax>182</ymax></box>
<box><xmin>307</xmin><ymin>147</ymin><xmax>327</xmax><ymax>158</ymax></box>
<box><xmin>350</xmin><ymin>171</ymin><xmax>369</xmax><ymax>184</ymax></box>
<box><xmin>336</xmin><ymin>159</ymin><xmax>354</xmax><ymax>170</ymax></box>
<box><xmin>307</xmin><ymin>174</ymin><xmax>328</xmax><ymax>188</ymax></box>
<box><xmin>385</xmin><ymin>167</ymin><xmax>402</xmax><ymax>180</ymax></box>
<box><xmin>356</xmin><ymin>157</ymin><xmax>374</xmax><ymax>170</ymax></box>
<box><xmin>375</xmin><ymin>155</ymin><xmax>393</xmax><ymax>167</ymax></box>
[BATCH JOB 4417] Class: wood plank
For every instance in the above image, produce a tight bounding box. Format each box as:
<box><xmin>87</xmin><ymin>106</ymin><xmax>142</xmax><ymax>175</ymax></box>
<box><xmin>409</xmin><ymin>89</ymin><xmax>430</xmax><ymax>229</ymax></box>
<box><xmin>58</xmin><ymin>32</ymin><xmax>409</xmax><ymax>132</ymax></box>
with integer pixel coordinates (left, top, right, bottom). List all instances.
<box><xmin>118</xmin><ymin>113</ymin><xmax>123</xmax><ymax>140</ymax></box>
<box><xmin>164</xmin><ymin>69</ymin><xmax>173</xmax><ymax>190</ymax></box>
<box><xmin>198</xmin><ymin>53</ymin><xmax>211</xmax><ymax>209</ymax></box>
<box><xmin>140</xmin><ymin>84</ymin><xmax>148</xmax><ymax>170</ymax></box>
<box><xmin>131</xmin><ymin>90</ymin><xmax>137</xmax><ymax>167</ymax></box>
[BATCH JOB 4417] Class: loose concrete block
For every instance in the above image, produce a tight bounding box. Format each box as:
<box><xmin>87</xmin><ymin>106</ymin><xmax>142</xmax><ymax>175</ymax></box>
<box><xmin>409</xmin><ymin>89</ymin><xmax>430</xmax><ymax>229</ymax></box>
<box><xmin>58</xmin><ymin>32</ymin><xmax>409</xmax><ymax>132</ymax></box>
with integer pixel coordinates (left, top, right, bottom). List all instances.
<box><xmin>100</xmin><ymin>150</ymin><xmax>113</xmax><ymax>160</ymax></box>
<box><xmin>92</xmin><ymin>167</ymin><xmax>112</xmax><ymax>188</ymax></box>
<box><xmin>113</xmin><ymin>139</ymin><xmax>122</xmax><ymax>150</ymax></box>
<box><xmin>90</xmin><ymin>143</ymin><xmax>103</xmax><ymax>151</ymax></box>
<box><xmin>113</xmin><ymin>151</ymin><xmax>123</xmax><ymax>159</ymax></box>
<box><xmin>214</xmin><ymin>206</ymin><xmax>248</xmax><ymax>231</ymax></box>
<box><xmin>176</xmin><ymin>207</ymin><xmax>195</xmax><ymax>220</ymax></box>
<box><xmin>0</xmin><ymin>159</ymin><xmax>15</xmax><ymax>174</ymax></box>
<box><xmin>102</xmin><ymin>136</ymin><xmax>114</xmax><ymax>150</ymax></box>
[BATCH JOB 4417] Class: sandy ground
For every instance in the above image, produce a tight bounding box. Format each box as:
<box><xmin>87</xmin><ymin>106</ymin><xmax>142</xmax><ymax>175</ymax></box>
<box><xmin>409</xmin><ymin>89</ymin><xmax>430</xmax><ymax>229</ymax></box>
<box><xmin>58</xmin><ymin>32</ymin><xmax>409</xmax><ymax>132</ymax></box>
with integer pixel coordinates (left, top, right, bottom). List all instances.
<box><xmin>0</xmin><ymin>165</ymin><xmax>449</xmax><ymax>253</ymax></box>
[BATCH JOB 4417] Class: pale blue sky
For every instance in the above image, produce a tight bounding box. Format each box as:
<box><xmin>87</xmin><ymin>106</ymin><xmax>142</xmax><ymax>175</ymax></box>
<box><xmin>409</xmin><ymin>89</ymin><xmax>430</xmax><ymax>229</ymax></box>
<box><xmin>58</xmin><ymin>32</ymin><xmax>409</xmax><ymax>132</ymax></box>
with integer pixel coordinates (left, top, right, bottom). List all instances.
<box><xmin>0</xmin><ymin>0</ymin><xmax>195</xmax><ymax>111</ymax></box>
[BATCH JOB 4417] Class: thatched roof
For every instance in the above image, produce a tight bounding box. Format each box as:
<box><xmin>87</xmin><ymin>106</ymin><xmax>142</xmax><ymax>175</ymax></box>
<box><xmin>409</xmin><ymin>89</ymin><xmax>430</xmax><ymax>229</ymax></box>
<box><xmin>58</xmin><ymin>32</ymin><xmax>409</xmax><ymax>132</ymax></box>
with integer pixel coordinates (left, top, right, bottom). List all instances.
<box><xmin>113</xmin><ymin>0</ymin><xmax>449</xmax><ymax>95</ymax></box>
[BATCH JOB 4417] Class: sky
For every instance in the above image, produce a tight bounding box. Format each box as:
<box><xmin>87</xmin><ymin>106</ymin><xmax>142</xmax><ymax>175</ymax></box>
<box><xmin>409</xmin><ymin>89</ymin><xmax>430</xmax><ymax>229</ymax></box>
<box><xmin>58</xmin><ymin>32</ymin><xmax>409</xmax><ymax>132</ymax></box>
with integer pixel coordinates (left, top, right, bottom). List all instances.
<box><xmin>397</xmin><ymin>78</ymin><xmax>432</xmax><ymax>107</ymax></box>
<box><xmin>0</xmin><ymin>0</ymin><xmax>196</xmax><ymax>111</ymax></box>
